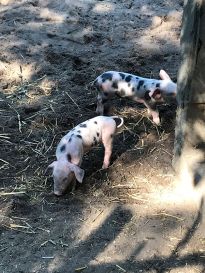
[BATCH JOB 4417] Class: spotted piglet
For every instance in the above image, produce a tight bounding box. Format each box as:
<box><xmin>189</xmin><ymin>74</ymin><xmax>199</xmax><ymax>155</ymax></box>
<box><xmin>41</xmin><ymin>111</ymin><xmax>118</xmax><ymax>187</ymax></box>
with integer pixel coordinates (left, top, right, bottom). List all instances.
<box><xmin>47</xmin><ymin>116</ymin><xmax>124</xmax><ymax>196</ymax></box>
<box><xmin>95</xmin><ymin>70</ymin><xmax>177</xmax><ymax>125</ymax></box>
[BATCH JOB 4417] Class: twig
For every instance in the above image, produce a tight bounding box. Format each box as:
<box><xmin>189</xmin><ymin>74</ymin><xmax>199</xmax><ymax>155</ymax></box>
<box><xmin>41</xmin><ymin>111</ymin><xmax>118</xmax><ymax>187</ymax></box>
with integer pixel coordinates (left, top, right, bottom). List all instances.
<box><xmin>0</xmin><ymin>134</ymin><xmax>10</xmax><ymax>139</ymax></box>
<box><xmin>161</xmin><ymin>148</ymin><xmax>172</xmax><ymax>156</ymax></box>
<box><xmin>149</xmin><ymin>147</ymin><xmax>157</xmax><ymax>154</ymax></box>
<box><xmin>0</xmin><ymin>139</ymin><xmax>14</xmax><ymax>145</ymax></box>
<box><xmin>44</xmin><ymin>135</ymin><xmax>56</xmax><ymax>154</ymax></box>
<box><xmin>40</xmin><ymin>240</ymin><xmax>48</xmax><ymax>247</ymax></box>
<box><xmin>135</xmin><ymin>115</ymin><xmax>144</xmax><ymax>125</ymax></box>
<box><xmin>67</xmin><ymin>27</ymin><xmax>81</xmax><ymax>35</ymax></box>
<box><xmin>153</xmin><ymin>212</ymin><xmax>184</xmax><ymax>221</ymax></box>
<box><xmin>0</xmin><ymin>158</ymin><xmax>9</xmax><ymax>165</ymax></box>
<box><xmin>16</xmin><ymin>165</ymin><xmax>30</xmax><ymax>175</ymax></box>
<box><xmin>59</xmin><ymin>240</ymin><xmax>68</xmax><ymax>247</ymax></box>
<box><xmin>75</xmin><ymin>266</ymin><xmax>88</xmax><ymax>272</ymax></box>
<box><xmin>111</xmin><ymin>184</ymin><xmax>136</xmax><ymax>189</ymax></box>
<box><xmin>8</xmin><ymin>104</ymin><xmax>22</xmax><ymax>133</ymax></box>
<box><xmin>0</xmin><ymin>247</ymin><xmax>8</xmax><ymax>252</ymax></box>
<box><xmin>115</xmin><ymin>264</ymin><xmax>127</xmax><ymax>272</ymax></box>
<box><xmin>66</xmin><ymin>37</ymin><xmax>84</xmax><ymax>45</ymax></box>
<box><xmin>65</xmin><ymin>92</ymin><xmax>80</xmax><ymax>109</ymax></box>
<box><xmin>0</xmin><ymin>191</ymin><xmax>25</xmax><ymax>196</ymax></box>
<box><xmin>123</xmin><ymin>125</ymin><xmax>136</xmax><ymax>135</ymax></box>
<box><xmin>36</xmin><ymin>227</ymin><xmax>50</xmax><ymax>233</ymax></box>
<box><xmin>92</xmin><ymin>210</ymin><xmax>104</xmax><ymax>223</ymax></box>
<box><xmin>10</xmin><ymin>224</ymin><xmax>30</xmax><ymax>229</ymax></box>
<box><xmin>23</xmin><ymin>221</ymin><xmax>33</xmax><ymax>229</ymax></box>
<box><xmin>48</xmin><ymin>239</ymin><xmax>56</xmax><ymax>245</ymax></box>
<box><xmin>12</xmin><ymin>216</ymin><xmax>28</xmax><ymax>220</ymax></box>
<box><xmin>127</xmin><ymin>193</ymin><xmax>149</xmax><ymax>202</ymax></box>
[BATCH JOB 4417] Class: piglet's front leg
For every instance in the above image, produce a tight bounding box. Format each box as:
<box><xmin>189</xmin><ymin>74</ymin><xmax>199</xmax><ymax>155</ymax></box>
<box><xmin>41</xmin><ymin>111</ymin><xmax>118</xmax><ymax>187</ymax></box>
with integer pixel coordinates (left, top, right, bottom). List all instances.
<box><xmin>134</xmin><ymin>97</ymin><xmax>160</xmax><ymax>125</ymax></box>
<box><xmin>96</xmin><ymin>94</ymin><xmax>104</xmax><ymax>115</ymax></box>
<box><xmin>143</xmin><ymin>101</ymin><xmax>160</xmax><ymax>125</ymax></box>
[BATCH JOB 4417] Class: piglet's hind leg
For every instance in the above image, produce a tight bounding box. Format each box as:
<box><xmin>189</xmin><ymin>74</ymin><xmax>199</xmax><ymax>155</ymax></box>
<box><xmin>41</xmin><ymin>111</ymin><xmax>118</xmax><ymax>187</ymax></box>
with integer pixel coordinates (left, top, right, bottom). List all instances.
<box><xmin>96</xmin><ymin>94</ymin><xmax>105</xmax><ymax>115</ymax></box>
<box><xmin>102</xmin><ymin>136</ymin><xmax>113</xmax><ymax>169</ymax></box>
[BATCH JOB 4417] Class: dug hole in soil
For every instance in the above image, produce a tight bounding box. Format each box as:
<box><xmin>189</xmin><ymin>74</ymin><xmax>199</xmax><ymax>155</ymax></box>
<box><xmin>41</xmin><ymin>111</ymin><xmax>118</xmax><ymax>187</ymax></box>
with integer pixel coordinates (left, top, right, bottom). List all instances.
<box><xmin>0</xmin><ymin>1</ymin><xmax>205</xmax><ymax>273</ymax></box>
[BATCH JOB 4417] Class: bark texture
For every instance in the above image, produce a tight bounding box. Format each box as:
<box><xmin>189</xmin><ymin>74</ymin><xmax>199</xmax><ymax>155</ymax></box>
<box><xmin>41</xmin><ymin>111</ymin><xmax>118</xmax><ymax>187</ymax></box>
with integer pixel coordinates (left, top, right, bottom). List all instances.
<box><xmin>174</xmin><ymin>0</ymin><xmax>205</xmax><ymax>194</ymax></box>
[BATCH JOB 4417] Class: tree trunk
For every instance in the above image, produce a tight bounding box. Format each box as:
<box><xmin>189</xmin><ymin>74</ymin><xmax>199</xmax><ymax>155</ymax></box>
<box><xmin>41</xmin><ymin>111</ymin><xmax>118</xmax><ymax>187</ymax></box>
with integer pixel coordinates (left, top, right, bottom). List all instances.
<box><xmin>174</xmin><ymin>0</ymin><xmax>205</xmax><ymax>194</ymax></box>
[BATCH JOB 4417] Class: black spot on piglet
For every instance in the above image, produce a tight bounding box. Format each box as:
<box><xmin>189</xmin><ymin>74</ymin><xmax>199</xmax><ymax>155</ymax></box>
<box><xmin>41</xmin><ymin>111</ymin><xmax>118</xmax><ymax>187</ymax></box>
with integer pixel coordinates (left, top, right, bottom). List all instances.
<box><xmin>67</xmin><ymin>153</ymin><xmax>72</xmax><ymax>161</ymax></box>
<box><xmin>102</xmin><ymin>73</ymin><xmax>113</xmax><ymax>82</ymax></box>
<box><xmin>112</xmin><ymin>82</ymin><xmax>118</xmax><ymax>89</ymax></box>
<box><xmin>60</xmin><ymin>145</ymin><xmax>66</xmax><ymax>152</ymax></box>
<box><xmin>76</xmin><ymin>135</ymin><xmax>82</xmax><ymax>139</ymax></box>
<box><xmin>80</xmin><ymin>124</ymin><xmax>87</xmax><ymax>128</ymax></box>
<box><xmin>119</xmin><ymin>72</ymin><xmax>125</xmax><ymax>80</ymax></box>
<box><xmin>144</xmin><ymin>91</ymin><xmax>151</xmax><ymax>101</ymax></box>
<box><xmin>125</xmin><ymin>75</ymin><xmax>132</xmax><ymax>82</ymax></box>
<box><xmin>137</xmin><ymin>80</ymin><xmax>144</xmax><ymax>90</ymax></box>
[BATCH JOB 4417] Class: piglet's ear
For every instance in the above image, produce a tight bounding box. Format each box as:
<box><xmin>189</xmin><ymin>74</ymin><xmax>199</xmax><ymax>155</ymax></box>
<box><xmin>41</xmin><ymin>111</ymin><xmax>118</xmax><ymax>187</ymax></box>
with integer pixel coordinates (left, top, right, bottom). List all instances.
<box><xmin>48</xmin><ymin>161</ymin><xmax>57</xmax><ymax>170</ymax></box>
<box><xmin>159</xmin><ymin>69</ymin><xmax>171</xmax><ymax>80</ymax></box>
<box><xmin>45</xmin><ymin>161</ymin><xmax>57</xmax><ymax>176</ymax></box>
<box><xmin>70</xmin><ymin>164</ymin><xmax>85</xmax><ymax>183</ymax></box>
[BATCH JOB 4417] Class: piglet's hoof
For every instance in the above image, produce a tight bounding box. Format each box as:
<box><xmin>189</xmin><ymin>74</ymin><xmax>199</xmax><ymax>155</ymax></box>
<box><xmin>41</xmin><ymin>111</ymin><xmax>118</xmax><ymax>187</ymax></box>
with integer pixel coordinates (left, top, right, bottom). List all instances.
<box><xmin>102</xmin><ymin>163</ymin><xmax>109</xmax><ymax>169</ymax></box>
<box><xmin>153</xmin><ymin>117</ymin><xmax>161</xmax><ymax>126</ymax></box>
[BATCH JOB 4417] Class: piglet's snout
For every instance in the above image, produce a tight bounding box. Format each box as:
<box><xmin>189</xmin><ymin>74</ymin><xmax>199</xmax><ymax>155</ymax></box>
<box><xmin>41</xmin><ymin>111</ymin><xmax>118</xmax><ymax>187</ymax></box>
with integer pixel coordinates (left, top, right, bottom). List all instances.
<box><xmin>54</xmin><ymin>190</ymin><xmax>63</xmax><ymax>196</ymax></box>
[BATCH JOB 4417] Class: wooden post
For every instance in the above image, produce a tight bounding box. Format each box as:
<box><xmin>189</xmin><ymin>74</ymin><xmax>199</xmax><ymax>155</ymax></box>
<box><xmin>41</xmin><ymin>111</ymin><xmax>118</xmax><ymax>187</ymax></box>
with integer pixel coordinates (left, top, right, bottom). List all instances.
<box><xmin>174</xmin><ymin>0</ymin><xmax>205</xmax><ymax>194</ymax></box>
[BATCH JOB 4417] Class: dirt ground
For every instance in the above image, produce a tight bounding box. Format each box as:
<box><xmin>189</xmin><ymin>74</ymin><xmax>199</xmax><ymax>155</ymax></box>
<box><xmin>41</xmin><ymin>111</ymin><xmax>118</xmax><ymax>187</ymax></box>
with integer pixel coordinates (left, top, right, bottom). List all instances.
<box><xmin>0</xmin><ymin>0</ymin><xmax>205</xmax><ymax>273</ymax></box>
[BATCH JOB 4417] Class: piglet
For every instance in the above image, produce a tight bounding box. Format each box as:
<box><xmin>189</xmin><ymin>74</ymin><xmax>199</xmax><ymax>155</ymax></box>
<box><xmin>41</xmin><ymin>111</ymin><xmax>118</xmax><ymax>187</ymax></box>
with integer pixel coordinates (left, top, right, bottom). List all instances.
<box><xmin>94</xmin><ymin>69</ymin><xmax>177</xmax><ymax>125</ymax></box>
<box><xmin>47</xmin><ymin>115</ymin><xmax>124</xmax><ymax>196</ymax></box>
